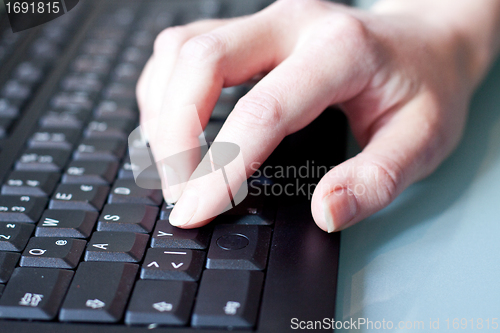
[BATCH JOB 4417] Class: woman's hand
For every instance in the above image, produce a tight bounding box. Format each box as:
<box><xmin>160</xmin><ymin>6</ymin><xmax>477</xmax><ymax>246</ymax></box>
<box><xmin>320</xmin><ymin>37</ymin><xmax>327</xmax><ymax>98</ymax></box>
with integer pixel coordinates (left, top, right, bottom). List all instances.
<box><xmin>136</xmin><ymin>0</ymin><xmax>500</xmax><ymax>232</ymax></box>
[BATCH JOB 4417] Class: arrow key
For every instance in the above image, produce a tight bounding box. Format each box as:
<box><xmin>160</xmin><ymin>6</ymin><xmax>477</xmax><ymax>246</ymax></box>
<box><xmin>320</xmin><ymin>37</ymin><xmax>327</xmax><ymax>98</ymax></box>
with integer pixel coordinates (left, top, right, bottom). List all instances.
<box><xmin>125</xmin><ymin>280</ymin><xmax>197</xmax><ymax>326</ymax></box>
<box><xmin>140</xmin><ymin>248</ymin><xmax>205</xmax><ymax>281</ymax></box>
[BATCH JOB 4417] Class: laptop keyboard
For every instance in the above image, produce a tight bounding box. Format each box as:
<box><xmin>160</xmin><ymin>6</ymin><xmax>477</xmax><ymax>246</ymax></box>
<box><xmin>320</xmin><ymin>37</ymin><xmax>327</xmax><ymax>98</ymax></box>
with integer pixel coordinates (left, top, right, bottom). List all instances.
<box><xmin>0</xmin><ymin>0</ymin><xmax>278</xmax><ymax>329</ymax></box>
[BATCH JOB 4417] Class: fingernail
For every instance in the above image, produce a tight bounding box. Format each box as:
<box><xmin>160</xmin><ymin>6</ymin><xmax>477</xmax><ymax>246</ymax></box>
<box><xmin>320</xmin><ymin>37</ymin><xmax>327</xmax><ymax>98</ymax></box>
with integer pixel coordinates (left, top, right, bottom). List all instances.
<box><xmin>322</xmin><ymin>188</ymin><xmax>357</xmax><ymax>233</ymax></box>
<box><xmin>161</xmin><ymin>163</ymin><xmax>182</xmax><ymax>203</ymax></box>
<box><xmin>169</xmin><ymin>190</ymin><xmax>198</xmax><ymax>226</ymax></box>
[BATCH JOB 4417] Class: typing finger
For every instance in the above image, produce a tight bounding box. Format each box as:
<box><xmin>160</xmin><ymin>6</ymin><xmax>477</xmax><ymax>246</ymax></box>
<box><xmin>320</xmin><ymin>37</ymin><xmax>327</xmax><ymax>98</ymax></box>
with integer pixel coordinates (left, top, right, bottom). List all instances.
<box><xmin>150</xmin><ymin>5</ymin><xmax>314</xmax><ymax>203</ymax></box>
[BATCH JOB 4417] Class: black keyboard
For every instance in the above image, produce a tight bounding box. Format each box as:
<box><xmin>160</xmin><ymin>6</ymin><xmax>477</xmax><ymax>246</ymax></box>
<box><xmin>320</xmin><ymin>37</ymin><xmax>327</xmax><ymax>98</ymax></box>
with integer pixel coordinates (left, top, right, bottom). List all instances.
<box><xmin>0</xmin><ymin>1</ymin><xmax>346</xmax><ymax>332</ymax></box>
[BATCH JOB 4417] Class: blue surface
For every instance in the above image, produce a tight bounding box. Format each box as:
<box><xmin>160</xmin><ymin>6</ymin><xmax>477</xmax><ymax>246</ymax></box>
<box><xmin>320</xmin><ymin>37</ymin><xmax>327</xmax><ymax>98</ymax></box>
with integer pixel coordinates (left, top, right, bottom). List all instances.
<box><xmin>336</xmin><ymin>58</ymin><xmax>500</xmax><ymax>332</ymax></box>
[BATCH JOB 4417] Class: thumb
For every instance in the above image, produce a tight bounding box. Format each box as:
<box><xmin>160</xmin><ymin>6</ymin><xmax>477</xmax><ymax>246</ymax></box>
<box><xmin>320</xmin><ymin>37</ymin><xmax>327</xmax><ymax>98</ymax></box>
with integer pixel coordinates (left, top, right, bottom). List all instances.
<box><xmin>311</xmin><ymin>93</ymin><xmax>463</xmax><ymax>232</ymax></box>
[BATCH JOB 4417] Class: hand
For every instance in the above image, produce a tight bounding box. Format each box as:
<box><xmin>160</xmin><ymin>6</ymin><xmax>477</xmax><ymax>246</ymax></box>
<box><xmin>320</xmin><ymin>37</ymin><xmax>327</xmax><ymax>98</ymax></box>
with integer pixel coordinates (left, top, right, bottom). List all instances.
<box><xmin>136</xmin><ymin>0</ymin><xmax>498</xmax><ymax>232</ymax></box>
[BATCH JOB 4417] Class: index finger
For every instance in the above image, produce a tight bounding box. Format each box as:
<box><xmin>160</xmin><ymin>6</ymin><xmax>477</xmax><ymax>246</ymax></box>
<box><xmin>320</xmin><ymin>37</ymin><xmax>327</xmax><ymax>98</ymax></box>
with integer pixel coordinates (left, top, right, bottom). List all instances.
<box><xmin>150</xmin><ymin>9</ymin><xmax>302</xmax><ymax>203</ymax></box>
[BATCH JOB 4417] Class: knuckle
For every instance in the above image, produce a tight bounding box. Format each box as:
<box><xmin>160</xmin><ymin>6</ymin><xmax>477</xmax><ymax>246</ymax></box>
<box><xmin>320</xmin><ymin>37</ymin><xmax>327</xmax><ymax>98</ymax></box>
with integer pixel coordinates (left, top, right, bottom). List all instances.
<box><xmin>334</xmin><ymin>13</ymin><xmax>367</xmax><ymax>36</ymax></box>
<box><xmin>232</xmin><ymin>92</ymin><xmax>285</xmax><ymax>131</ymax></box>
<box><xmin>320</xmin><ymin>13</ymin><xmax>369</xmax><ymax>44</ymax></box>
<box><xmin>154</xmin><ymin>26</ymin><xmax>188</xmax><ymax>53</ymax></box>
<box><xmin>178</xmin><ymin>33</ymin><xmax>226</xmax><ymax>64</ymax></box>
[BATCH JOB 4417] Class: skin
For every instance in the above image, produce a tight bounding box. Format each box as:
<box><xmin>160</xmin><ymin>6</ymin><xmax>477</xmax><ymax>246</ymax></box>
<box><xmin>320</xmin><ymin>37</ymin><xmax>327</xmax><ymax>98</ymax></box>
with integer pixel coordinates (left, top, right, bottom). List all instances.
<box><xmin>136</xmin><ymin>0</ymin><xmax>500</xmax><ymax>232</ymax></box>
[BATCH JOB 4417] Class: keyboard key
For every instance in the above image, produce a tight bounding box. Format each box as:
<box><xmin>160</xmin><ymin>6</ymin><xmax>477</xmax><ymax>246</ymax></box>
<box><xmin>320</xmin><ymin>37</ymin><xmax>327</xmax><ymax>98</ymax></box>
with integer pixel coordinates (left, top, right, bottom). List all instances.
<box><xmin>14</xmin><ymin>61</ymin><xmax>43</xmax><ymax>83</ymax></box>
<box><xmin>121</xmin><ymin>47</ymin><xmax>149</xmax><ymax>65</ymax></box>
<box><xmin>50</xmin><ymin>184</ymin><xmax>109</xmax><ymax>211</ymax></box>
<box><xmin>42</xmin><ymin>26</ymin><xmax>67</xmax><ymax>44</ymax></box>
<box><xmin>108</xmin><ymin>179</ymin><xmax>162</xmax><ymax>206</ymax></box>
<box><xmin>112</xmin><ymin>62</ymin><xmax>140</xmax><ymax>82</ymax></box>
<box><xmin>0</xmin><ymin>195</ymin><xmax>47</xmax><ymax>222</ymax></box>
<box><xmin>73</xmin><ymin>137</ymin><xmax>126</xmax><ymax>161</ymax></box>
<box><xmin>36</xmin><ymin>209</ymin><xmax>98</xmax><ymax>238</ymax></box>
<box><xmin>2</xmin><ymin>79</ymin><xmax>31</xmax><ymax>100</ymax></box>
<box><xmin>97</xmin><ymin>204</ymin><xmax>158</xmax><ymax>233</ymax></box>
<box><xmin>0</xmin><ymin>267</ymin><xmax>73</xmax><ymax>320</ymax></box>
<box><xmin>85</xmin><ymin>231</ymin><xmax>148</xmax><ymax>262</ymax></box>
<box><xmin>28</xmin><ymin>128</ymin><xmax>80</xmax><ymax>150</ymax></box>
<box><xmin>125</xmin><ymin>280</ymin><xmax>197</xmax><ymax>326</ymax></box>
<box><xmin>16</xmin><ymin>148</ymin><xmax>70</xmax><ymax>171</ymax></box>
<box><xmin>93</xmin><ymin>100</ymin><xmax>135</xmax><ymax>120</ymax></box>
<box><xmin>0</xmin><ymin>223</ymin><xmax>34</xmax><ymax>252</ymax></box>
<box><xmin>0</xmin><ymin>98</ymin><xmax>21</xmax><ymax>118</ymax></box>
<box><xmin>117</xmin><ymin>156</ymin><xmax>160</xmax><ymax>185</ymax></box>
<box><xmin>40</xmin><ymin>108</ymin><xmax>90</xmax><ymax>129</ymax></box>
<box><xmin>62</xmin><ymin>160</ymin><xmax>118</xmax><ymax>184</ymax></box>
<box><xmin>103</xmin><ymin>82</ymin><xmax>135</xmax><ymax>100</ymax></box>
<box><xmin>141</xmin><ymin>248</ymin><xmax>205</xmax><ymax>281</ymax></box>
<box><xmin>50</xmin><ymin>91</ymin><xmax>94</xmax><ymax>110</ymax></box>
<box><xmin>84</xmin><ymin>118</ymin><xmax>135</xmax><ymax>139</ymax></box>
<box><xmin>31</xmin><ymin>38</ymin><xmax>57</xmax><ymax>59</ymax></box>
<box><xmin>61</xmin><ymin>73</ymin><xmax>103</xmax><ymax>92</ymax></box>
<box><xmin>2</xmin><ymin>171</ymin><xmax>60</xmax><ymax>197</ymax></box>
<box><xmin>192</xmin><ymin>270</ymin><xmax>264</xmax><ymax>328</ymax></box>
<box><xmin>59</xmin><ymin>262</ymin><xmax>138</xmax><ymax>322</ymax></box>
<box><xmin>0</xmin><ymin>252</ymin><xmax>20</xmax><ymax>283</ymax></box>
<box><xmin>206</xmin><ymin>224</ymin><xmax>272</xmax><ymax>270</ymax></box>
<box><xmin>129</xmin><ymin>31</ymin><xmax>154</xmax><ymax>48</ymax></box>
<box><xmin>82</xmin><ymin>39</ymin><xmax>119</xmax><ymax>57</ymax></box>
<box><xmin>20</xmin><ymin>237</ymin><xmax>86</xmax><ymax>269</ymax></box>
<box><xmin>151</xmin><ymin>220</ymin><xmax>212</xmax><ymax>250</ymax></box>
<box><xmin>72</xmin><ymin>55</ymin><xmax>111</xmax><ymax>74</ymax></box>
<box><xmin>117</xmin><ymin>159</ymin><xmax>139</xmax><ymax>179</ymax></box>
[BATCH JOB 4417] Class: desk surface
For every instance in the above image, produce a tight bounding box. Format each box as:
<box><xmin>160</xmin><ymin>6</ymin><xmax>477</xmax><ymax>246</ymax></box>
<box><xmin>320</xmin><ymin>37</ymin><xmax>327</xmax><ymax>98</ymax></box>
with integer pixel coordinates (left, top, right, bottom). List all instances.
<box><xmin>336</xmin><ymin>57</ymin><xmax>500</xmax><ymax>331</ymax></box>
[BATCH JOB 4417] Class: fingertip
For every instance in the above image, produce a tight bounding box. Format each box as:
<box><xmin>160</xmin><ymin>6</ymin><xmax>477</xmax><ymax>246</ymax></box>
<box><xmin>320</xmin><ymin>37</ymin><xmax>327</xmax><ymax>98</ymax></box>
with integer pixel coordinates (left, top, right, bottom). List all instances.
<box><xmin>169</xmin><ymin>190</ymin><xmax>199</xmax><ymax>227</ymax></box>
<box><xmin>325</xmin><ymin>188</ymin><xmax>358</xmax><ymax>232</ymax></box>
<box><xmin>312</xmin><ymin>187</ymin><xmax>358</xmax><ymax>233</ymax></box>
